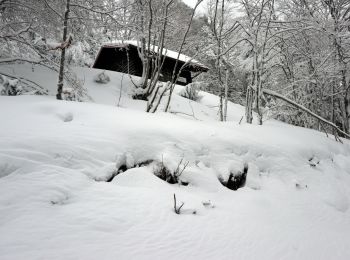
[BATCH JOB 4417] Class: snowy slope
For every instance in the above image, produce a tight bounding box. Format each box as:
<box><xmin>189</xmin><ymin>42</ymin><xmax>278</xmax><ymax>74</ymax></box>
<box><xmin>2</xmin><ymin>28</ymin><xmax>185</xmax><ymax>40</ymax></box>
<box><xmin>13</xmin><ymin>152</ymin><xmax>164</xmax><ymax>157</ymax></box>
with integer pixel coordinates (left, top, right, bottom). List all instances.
<box><xmin>0</xmin><ymin>64</ymin><xmax>245</xmax><ymax>121</ymax></box>
<box><xmin>1</xmin><ymin>65</ymin><xmax>350</xmax><ymax>260</ymax></box>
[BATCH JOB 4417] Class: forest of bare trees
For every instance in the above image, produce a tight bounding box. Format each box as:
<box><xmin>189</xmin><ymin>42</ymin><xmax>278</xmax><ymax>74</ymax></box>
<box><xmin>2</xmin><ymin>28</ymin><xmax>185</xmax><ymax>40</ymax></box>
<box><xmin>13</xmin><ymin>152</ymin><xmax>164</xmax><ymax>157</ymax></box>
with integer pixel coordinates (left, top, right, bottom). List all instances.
<box><xmin>1</xmin><ymin>0</ymin><xmax>350</xmax><ymax>138</ymax></box>
<box><xmin>200</xmin><ymin>0</ymin><xmax>350</xmax><ymax>139</ymax></box>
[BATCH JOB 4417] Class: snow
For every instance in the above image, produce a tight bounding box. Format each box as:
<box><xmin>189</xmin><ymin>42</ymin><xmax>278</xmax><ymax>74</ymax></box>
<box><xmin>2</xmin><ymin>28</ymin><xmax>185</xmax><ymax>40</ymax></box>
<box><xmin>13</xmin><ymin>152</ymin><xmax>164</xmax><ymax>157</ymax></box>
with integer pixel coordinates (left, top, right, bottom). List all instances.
<box><xmin>1</xmin><ymin>64</ymin><xmax>350</xmax><ymax>259</ymax></box>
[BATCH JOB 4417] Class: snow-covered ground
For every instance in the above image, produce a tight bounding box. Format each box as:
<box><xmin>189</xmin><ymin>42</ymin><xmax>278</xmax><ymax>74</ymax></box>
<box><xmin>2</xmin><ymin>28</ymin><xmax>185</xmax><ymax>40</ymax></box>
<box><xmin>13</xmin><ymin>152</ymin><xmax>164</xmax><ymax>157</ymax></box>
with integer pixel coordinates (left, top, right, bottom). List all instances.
<box><xmin>1</xmin><ymin>65</ymin><xmax>350</xmax><ymax>260</ymax></box>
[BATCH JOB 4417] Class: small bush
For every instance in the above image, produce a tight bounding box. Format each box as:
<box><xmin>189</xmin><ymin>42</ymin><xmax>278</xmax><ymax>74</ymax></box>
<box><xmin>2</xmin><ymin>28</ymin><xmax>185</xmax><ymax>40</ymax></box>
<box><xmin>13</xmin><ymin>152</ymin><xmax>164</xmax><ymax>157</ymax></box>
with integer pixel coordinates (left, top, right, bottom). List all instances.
<box><xmin>94</xmin><ymin>71</ymin><xmax>110</xmax><ymax>84</ymax></box>
<box><xmin>179</xmin><ymin>82</ymin><xmax>202</xmax><ymax>101</ymax></box>
<box><xmin>153</xmin><ymin>157</ymin><xmax>189</xmax><ymax>185</ymax></box>
<box><xmin>154</xmin><ymin>161</ymin><xmax>177</xmax><ymax>184</ymax></box>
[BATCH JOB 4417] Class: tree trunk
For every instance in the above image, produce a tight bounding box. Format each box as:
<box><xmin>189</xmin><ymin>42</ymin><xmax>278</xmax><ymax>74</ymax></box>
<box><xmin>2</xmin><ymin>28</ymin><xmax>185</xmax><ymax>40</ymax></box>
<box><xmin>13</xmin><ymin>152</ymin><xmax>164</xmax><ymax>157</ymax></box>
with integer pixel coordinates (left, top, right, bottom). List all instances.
<box><xmin>56</xmin><ymin>0</ymin><xmax>70</xmax><ymax>100</ymax></box>
<box><xmin>331</xmin><ymin>83</ymin><xmax>335</xmax><ymax>135</ymax></box>
<box><xmin>245</xmin><ymin>87</ymin><xmax>254</xmax><ymax>123</ymax></box>
<box><xmin>140</xmin><ymin>37</ymin><xmax>150</xmax><ymax>90</ymax></box>
<box><xmin>256</xmin><ymin>77</ymin><xmax>263</xmax><ymax>125</ymax></box>
<box><xmin>163</xmin><ymin>0</ymin><xmax>202</xmax><ymax>113</ymax></box>
<box><xmin>223</xmin><ymin>69</ymin><xmax>229</xmax><ymax>121</ymax></box>
<box><xmin>344</xmin><ymin>88</ymin><xmax>350</xmax><ymax>133</ymax></box>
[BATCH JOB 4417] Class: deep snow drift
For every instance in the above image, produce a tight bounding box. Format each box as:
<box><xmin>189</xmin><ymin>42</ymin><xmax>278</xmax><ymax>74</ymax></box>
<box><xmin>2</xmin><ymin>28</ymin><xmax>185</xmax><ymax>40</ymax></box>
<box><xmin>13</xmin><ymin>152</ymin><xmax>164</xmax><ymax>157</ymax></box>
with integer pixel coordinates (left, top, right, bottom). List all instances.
<box><xmin>1</xmin><ymin>65</ymin><xmax>350</xmax><ymax>260</ymax></box>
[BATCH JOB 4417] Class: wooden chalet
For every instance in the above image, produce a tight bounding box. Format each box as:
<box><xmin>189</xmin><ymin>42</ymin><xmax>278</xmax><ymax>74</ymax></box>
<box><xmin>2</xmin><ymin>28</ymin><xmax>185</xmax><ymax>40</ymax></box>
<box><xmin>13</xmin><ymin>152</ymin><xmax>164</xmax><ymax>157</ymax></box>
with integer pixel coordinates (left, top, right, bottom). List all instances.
<box><xmin>92</xmin><ymin>41</ymin><xmax>209</xmax><ymax>86</ymax></box>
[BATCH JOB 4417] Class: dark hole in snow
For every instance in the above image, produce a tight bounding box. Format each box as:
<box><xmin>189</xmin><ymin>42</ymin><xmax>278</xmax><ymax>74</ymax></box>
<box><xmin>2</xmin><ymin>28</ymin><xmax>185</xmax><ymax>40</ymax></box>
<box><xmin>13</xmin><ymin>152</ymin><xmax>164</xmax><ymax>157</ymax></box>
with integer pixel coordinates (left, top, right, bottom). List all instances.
<box><xmin>106</xmin><ymin>159</ymin><xmax>154</xmax><ymax>182</ymax></box>
<box><xmin>219</xmin><ymin>163</ymin><xmax>248</xmax><ymax>191</ymax></box>
<box><xmin>132</xmin><ymin>93</ymin><xmax>148</xmax><ymax>101</ymax></box>
<box><xmin>137</xmin><ymin>159</ymin><xmax>154</xmax><ymax>167</ymax></box>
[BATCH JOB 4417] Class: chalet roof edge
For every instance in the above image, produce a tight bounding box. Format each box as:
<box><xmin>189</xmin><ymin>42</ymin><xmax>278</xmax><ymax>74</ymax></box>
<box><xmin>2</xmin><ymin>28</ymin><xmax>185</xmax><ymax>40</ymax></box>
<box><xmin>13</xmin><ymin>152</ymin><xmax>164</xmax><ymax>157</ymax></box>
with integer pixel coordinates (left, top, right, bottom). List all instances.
<box><xmin>100</xmin><ymin>40</ymin><xmax>209</xmax><ymax>71</ymax></box>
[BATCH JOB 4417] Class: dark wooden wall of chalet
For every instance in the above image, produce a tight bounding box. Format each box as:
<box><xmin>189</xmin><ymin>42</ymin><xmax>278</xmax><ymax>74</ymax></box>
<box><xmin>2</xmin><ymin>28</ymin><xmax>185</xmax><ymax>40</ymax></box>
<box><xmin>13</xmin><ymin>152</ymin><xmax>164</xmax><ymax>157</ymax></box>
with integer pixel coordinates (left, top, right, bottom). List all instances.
<box><xmin>93</xmin><ymin>46</ymin><xmax>192</xmax><ymax>85</ymax></box>
<box><xmin>159</xmin><ymin>57</ymin><xmax>192</xmax><ymax>85</ymax></box>
<box><xmin>93</xmin><ymin>46</ymin><xmax>143</xmax><ymax>77</ymax></box>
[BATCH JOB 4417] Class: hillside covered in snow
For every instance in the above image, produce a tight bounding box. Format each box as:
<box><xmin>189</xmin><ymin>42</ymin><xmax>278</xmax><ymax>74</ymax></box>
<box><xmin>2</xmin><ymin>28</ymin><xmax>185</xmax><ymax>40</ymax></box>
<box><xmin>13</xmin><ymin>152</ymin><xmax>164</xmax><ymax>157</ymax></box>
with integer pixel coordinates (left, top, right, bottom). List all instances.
<box><xmin>1</xmin><ymin>65</ymin><xmax>350</xmax><ymax>260</ymax></box>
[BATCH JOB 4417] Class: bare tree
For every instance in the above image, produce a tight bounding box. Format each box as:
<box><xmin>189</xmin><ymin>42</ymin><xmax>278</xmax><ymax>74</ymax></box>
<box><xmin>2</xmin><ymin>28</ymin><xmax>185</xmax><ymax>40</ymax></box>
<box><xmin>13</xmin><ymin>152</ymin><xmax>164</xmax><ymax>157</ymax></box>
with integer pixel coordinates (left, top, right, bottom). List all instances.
<box><xmin>163</xmin><ymin>0</ymin><xmax>204</xmax><ymax>113</ymax></box>
<box><xmin>130</xmin><ymin>0</ymin><xmax>174</xmax><ymax>104</ymax></box>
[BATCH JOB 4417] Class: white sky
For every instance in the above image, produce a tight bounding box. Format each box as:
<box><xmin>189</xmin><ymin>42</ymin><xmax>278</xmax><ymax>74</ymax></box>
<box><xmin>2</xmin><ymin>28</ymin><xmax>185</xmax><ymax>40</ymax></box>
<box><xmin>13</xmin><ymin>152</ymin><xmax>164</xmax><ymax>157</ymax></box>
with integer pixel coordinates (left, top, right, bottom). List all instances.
<box><xmin>182</xmin><ymin>0</ymin><xmax>208</xmax><ymax>14</ymax></box>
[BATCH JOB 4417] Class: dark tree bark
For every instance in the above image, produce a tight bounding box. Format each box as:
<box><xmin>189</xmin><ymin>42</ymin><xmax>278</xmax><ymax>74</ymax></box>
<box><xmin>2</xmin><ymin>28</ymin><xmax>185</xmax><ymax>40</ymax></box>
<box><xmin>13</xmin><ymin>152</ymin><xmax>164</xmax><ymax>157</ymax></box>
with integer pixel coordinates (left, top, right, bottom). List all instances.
<box><xmin>56</xmin><ymin>0</ymin><xmax>71</xmax><ymax>100</ymax></box>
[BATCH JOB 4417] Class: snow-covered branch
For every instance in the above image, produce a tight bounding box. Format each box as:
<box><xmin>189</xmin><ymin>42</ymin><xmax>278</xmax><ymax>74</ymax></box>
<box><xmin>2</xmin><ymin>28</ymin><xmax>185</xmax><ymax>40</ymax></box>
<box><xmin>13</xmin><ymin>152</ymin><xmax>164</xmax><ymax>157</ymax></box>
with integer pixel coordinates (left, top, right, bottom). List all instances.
<box><xmin>263</xmin><ymin>89</ymin><xmax>350</xmax><ymax>140</ymax></box>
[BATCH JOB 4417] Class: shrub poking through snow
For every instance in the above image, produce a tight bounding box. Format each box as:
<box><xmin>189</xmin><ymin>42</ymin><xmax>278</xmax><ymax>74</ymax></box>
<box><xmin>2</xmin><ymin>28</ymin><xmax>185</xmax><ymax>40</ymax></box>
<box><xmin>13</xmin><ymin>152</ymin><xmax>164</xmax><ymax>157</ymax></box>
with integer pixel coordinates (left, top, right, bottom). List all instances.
<box><xmin>173</xmin><ymin>157</ymin><xmax>189</xmax><ymax>179</ymax></box>
<box><xmin>94</xmin><ymin>71</ymin><xmax>110</xmax><ymax>84</ymax></box>
<box><xmin>154</xmin><ymin>160</ymin><xmax>176</xmax><ymax>184</ymax></box>
<box><xmin>219</xmin><ymin>163</ymin><xmax>248</xmax><ymax>190</ymax></box>
<box><xmin>0</xmin><ymin>75</ymin><xmax>22</xmax><ymax>96</ymax></box>
<box><xmin>154</xmin><ymin>156</ymin><xmax>189</xmax><ymax>185</ymax></box>
<box><xmin>173</xmin><ymin>193</ymin><xmax>184</xmax><ymax>214</ymax></box>
<box><xmin>179</xmin><ymin>82</ymin><xmax>202</xmax><ymax>101</ymax></box>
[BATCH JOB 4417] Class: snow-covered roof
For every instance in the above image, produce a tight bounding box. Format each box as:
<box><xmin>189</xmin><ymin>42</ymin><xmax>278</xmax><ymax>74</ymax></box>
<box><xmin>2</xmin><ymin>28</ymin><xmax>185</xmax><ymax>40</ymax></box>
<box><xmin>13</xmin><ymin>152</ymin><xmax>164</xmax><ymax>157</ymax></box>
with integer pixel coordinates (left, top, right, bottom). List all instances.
<box><xmin>101</xmin><ymin>40</ymin><xmax>208</xmax><ymax>71</ymax></box>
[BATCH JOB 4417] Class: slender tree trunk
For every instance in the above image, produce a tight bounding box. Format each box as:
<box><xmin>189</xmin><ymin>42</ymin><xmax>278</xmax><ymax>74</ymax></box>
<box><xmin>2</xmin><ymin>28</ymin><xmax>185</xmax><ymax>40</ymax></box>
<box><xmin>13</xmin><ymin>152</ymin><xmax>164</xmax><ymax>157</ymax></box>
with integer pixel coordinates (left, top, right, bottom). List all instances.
<box><xmin>133</xmin><ymin>0</ymin><xmax>150</xmax><ymax>93</ymax></box>
<box><xmin>246</xmin><ymin>87</ymin><xmax>254</xmax><ymax>123</ymax></box>
<box><xmin>163</xmin><ymin>0</ymin><xmax>202</xmax><ymax>112</ymax></box>
<box><xmin>218</xmin><ymin>0</ymin><xmax>225</xmax><ymax>121</ymax></box>
<box><xmin>140</xmin><ymin>38</ymin><xmax>150</xmax><ymax>89</ymax></box>
<box><xmin>254</xmin><ymin>51</ymin><xmax>262</xmax><ymax>124</ymax></box>
<box><xmin>331</xmin><ymin>83</ymin><xmax>335</xmax><ymax>135</ymax></box>
<box><xmin>246</xmin><ymin>50</ymin><xmax>256</xmax><ymax>124</ymax></box>
<box><xmin>218</xmin><ymin>51</ymin><xmax>223</xmax><ymax>121</ymax></box>
<box><xmin>217</xmin><ymin>55</ymin><xmax>224</xmax><ymax>121</ymax></box>
<box><xmin>56</xmin><ymin>0</ymin><xmax>70</xmax><ymax>100</ymax></box>
<box><xmin>256</xmin><ymin>70</ymin><xmax>262</xmax><ymax>125</ymax></box>
<box><xmin>223</xmin><ymin>69</ymin><xmax>229</xmax><ymax>121</ymax></box>
<box><xmin>344</xmin><ymin>87</ymin><xmax>350</xmax><ymax>133</ymax></box>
